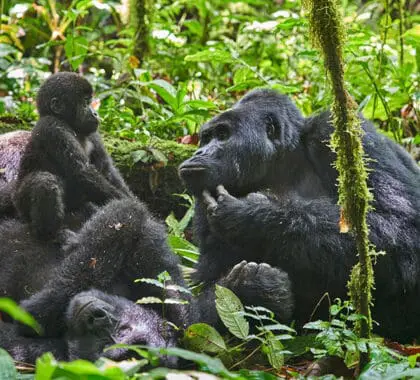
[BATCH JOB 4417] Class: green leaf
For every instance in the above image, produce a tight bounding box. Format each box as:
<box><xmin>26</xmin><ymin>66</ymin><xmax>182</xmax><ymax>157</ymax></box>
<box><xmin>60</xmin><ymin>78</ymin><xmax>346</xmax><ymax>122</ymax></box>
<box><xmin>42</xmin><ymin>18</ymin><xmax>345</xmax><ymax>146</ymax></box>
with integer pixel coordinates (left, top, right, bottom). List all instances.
<box><xmin>274</xmin><ymin>18</ymin><xmax>306</xmax><ymax>31</ymax></box>
<box><xmin>270</xmin><ymin>83</ymin><xmax>301</xmax><ymax>94</ymax></box>
<box><xmin>0</xmin><ymin>298</ymin><xmax>40</xmax><ymax>334</ymax></box>
<box><xmin>148</xmin><ymin>80</ymin><xmax>178</xmax><ymax>111</ymax></box>
<box><xmin>184</xmin><ymin>323</ymin><xmax>227</xmax><ymax>353</ymax></box>
<box><xmin>0</xmin><ymin>43</ymin><xmax>20</xmax><ymax>58</ymax></box>
<box><xmin>135</xmin><ymin>278</ymin><xmax>165</xmax><ymax>288</ymax></box>
<box><xmin>167</xmin><ymin>235</ymin><xmax>199</xmax><ymax>263</ymax></box>
<box><xmin>184</xmin><ymin>100</ymin><xmax>218</xmax><ymax>110</ymax></box>
<box><xmin>0</xmin><ymin>349</ymin><xmax>17</xmax><ymax>380</ymax></box>
<box><xmin>149</xmin><ymin>148</ymin><xmax>168</xmax><ymax>165</ymax></box>
<box><xmin>233</xmin><ymin>67</ymin><xmax>254</xmax><ymax>85</ymax></box>
<box><xmin>136</xmin><ymin>296</ymin><xmax>163</xmax><ymax>304</ymax></box>
<box><xmin>185</xmin><ymin>49</ymin><xmax>233</xmax><ymax>64</ymax></box>
<box><xmin>262</xmin><ymin>333</ymin><xmax>284</xmax><ymax>370</ymax></box>
<box><xmin>64</xmin><ymin>35</ymin><xmax>88</xmax><ymax>70</ymax></box>
<box><xmin>215</xmin><ymin>285</ymin><xmax>249</xmax><ymax>339</ymax></box>
<box><xmin>145</xmin><ymin>347</ymin><xmax>234</xmax><ymax>377</ymax></box>
<box><xmin>131</xmin><ymin>149</ymin><xmax>149</xmax><ymax>164</ymax></box>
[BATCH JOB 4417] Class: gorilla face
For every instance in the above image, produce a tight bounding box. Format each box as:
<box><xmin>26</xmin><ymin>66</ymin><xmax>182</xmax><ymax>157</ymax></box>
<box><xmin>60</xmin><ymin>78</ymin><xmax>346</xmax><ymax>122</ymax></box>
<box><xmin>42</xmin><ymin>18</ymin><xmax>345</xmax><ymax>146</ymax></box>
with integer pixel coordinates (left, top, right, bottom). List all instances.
<box><xmin>66</xmin><ymin>290</ymin><xmax>176</xmax><ymax>364</ymax></box>
<box><xmin>179</xmin><ymin>89</ymin><xmax>304</xmax><ymax>196</ymax></box>
<box><xmin>36</xmin><ymin>72</ymin><xmax>99</xmax><ymax>136</ymax></box>
<box><xmin>73</xmin><ymin>94</ymin><xmax>99</xmax><ymax>135</ymax></box>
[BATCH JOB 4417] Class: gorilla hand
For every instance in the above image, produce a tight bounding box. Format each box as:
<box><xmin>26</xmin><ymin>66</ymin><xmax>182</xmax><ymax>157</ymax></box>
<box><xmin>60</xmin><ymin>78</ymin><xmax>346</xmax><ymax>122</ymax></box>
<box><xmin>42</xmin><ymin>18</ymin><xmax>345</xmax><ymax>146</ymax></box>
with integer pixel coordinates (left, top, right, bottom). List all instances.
<box><xmin>219</xmin><ymin>261</ymin><xmax>294</xmax><ymax>322</ymax></box>
<box><xmin>202</xmin><ymin>185</ymin><xmax>270</xmax><ymax>241</ymax></box>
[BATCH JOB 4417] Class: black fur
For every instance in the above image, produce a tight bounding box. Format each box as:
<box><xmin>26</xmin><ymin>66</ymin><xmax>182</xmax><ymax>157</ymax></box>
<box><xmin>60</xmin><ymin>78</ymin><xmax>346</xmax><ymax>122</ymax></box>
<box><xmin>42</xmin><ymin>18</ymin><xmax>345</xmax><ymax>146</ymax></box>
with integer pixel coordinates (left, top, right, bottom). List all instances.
<box><xmin>0</xmin><ymin>289</ymin><xmax>176</xmax><ymax>365</ymax></box>
<box><xmin>180</xmin><ymin>89</ymin><xmax>420</xmax><ymax>342</ymax></box>
<box><xmin>13</xmin><ymin>72</ymin><xmax>132</xmax><ymax>242</ymax></box>
<box><xmin>0</xmin><ymin>198</ymin><xmax>189</xmax><ymax>338</ymax></box>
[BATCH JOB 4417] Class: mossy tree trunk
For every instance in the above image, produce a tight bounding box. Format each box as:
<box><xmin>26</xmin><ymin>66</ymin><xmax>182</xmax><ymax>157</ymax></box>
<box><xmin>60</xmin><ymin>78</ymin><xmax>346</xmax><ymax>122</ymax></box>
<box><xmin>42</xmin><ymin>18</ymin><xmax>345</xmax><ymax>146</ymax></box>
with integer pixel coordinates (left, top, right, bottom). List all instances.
<box><xmin>303</xmin><ymin>0</ymin><xmax>376</xmax><ymax>370</ymax></box>
<box><xmin>129</xmin><ymin>0</ymin><xmax>153</xmax><ymax>63</ymax></box>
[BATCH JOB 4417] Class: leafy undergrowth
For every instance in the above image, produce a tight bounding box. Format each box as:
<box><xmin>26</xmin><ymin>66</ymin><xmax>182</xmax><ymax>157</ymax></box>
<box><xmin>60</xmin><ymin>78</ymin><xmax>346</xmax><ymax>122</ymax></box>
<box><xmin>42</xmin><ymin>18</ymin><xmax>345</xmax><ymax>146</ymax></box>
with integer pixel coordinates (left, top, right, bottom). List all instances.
<box><xmin>1</xmin><ymin>283</ymin><xmax>420</xmax><ymax>380</ymax></box>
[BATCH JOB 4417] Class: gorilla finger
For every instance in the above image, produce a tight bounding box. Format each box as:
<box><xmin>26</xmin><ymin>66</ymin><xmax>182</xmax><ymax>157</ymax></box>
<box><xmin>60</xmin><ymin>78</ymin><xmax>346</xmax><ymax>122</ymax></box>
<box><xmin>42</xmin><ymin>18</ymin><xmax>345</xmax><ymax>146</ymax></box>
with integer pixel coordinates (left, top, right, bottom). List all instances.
<box><xmin>257</xmin><ymin>262</ymin><xmax>275</xmax><ymax>274</ymax></box>
<box><xmin>242</xmin><ymin>262</ymin><xmax>259</xmax><ymax>277</ymax></box>
<box><xmin>202</xmin><ymin>190</ymin><xmax>218</xmax><ymax>210</ymax></box>
<box><xmin>216</xmin><ymin>185</ymin><xmax>236</xmax><ymax>202</ymax></box>
<box><xmin>223</xmin><ymin>261</ymin><xmax>248</xmax><ymax>284</ymax></box>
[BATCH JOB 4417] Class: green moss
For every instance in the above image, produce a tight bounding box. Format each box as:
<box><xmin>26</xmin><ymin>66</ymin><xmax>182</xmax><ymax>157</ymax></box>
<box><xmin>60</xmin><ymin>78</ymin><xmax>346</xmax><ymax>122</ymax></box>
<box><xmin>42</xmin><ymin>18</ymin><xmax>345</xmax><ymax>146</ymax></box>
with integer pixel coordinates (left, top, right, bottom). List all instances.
<box><xmin>304</xmin><ymin>0</ymin><xmax>376</xmax><ymax>347</ymax></box>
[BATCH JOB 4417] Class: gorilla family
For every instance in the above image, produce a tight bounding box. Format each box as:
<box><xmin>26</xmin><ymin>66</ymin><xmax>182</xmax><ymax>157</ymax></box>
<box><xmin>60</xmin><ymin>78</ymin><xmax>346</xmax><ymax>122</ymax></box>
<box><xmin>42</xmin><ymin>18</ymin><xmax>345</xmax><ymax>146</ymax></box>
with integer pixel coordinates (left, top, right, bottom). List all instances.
<box><xmin>0</xmin><ymin>72</ymin><xmax>186</xmax><ymax>365</ymax></box>
<box><xmin>0</xmin><ymin>198</ymin><xmax>189</xmax><ymax>336</ymax></box>
<box><xmin>180</xmin><ymin>89</ymin><xmax>420</xmax><ymax>342</ymax></box>
<box><xmin>0</xmin><ymin>198</ymin><xmax>188</xmax><ymax>364</ymax></box>
<box><xmin>1</xmin><ymin>289</ymin><xmax>176</xmax><ymax>365</ymax></box>
<box><xmin>12</xmin><ymin>72</ymin><xmax>132</xmax><ymax>242</ymax></box>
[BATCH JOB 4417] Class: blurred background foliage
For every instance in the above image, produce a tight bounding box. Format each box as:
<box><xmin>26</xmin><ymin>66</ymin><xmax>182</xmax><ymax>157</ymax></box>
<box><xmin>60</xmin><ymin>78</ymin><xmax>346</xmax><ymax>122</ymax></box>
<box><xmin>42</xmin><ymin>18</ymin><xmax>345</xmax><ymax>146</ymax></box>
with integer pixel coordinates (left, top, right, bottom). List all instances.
<box><xmin>0</xmin><ymin>0</ymin><xmax>418</xmax><ymax>155</ymax></box>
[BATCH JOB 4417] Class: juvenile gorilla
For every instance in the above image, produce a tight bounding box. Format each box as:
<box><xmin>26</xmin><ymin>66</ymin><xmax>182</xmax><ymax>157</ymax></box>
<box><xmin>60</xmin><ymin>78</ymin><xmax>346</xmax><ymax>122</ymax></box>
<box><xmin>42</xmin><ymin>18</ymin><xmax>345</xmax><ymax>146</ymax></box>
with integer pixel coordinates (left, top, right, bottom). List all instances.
<box><xmin>13</xmin><ymin>72</ymin><xmax>132</xmax><ymax>242</ymax></box>
<box><xmin>1</xmin><ymin>290</ymin><xmax>176</xmax><ymax>365</ymax></box>
<box><xmin>180</xmin><ymin>89</ymin><xmax>420</xmax><ymax>342</ymax></box>
<box><xmin>0</xmin><ymin>198</ymin><xmax>189</xmax><ymax>338</ymax></box>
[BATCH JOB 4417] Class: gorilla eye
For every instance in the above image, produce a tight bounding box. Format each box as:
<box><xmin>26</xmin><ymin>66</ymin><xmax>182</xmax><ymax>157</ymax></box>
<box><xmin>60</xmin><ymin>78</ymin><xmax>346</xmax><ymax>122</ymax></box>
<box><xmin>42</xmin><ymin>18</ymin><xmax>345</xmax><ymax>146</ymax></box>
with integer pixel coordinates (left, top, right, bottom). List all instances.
<box><xmin>200</xmin><ymin>132</ymin><xmax>212</xmax><ymax>147</ymax></box>
<box><xmin>215</xmin><ymin>125</ymin><xmax>230</xmax><ymax>141</ymax></box>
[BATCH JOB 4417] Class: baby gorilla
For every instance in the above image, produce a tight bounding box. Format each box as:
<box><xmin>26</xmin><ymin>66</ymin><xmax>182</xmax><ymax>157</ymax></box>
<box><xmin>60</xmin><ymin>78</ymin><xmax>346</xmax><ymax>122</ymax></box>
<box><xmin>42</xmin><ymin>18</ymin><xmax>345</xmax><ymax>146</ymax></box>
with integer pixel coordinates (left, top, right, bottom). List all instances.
<box><xmin>0</xmin><ymin>290</ymin><xmax>176</xmax><ymax>365</ymax></box>
<box><xmin>13</xmin><ymin>72</ymin><xmax>132</xmax><ymax>242</ymax></box>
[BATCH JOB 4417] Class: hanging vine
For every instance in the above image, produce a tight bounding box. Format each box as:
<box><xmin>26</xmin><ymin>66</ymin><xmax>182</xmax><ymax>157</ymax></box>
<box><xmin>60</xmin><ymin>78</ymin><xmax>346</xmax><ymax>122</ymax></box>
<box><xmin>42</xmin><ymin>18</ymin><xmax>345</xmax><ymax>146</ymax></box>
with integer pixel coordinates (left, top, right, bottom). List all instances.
<box><xmin>303</xmin><ymin>0</ymin><xmax>377</xmax><ymax>369</ymax></box>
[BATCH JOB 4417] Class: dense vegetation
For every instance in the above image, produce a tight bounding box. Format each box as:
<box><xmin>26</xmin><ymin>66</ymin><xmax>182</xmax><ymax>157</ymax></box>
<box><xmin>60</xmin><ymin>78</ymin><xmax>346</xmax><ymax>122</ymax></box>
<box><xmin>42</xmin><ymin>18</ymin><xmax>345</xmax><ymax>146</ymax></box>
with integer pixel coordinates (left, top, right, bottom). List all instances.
<box><xmin>0</xmin><ymin>0</ymin><xmax>419</xmax><ymax>378</ymax></box>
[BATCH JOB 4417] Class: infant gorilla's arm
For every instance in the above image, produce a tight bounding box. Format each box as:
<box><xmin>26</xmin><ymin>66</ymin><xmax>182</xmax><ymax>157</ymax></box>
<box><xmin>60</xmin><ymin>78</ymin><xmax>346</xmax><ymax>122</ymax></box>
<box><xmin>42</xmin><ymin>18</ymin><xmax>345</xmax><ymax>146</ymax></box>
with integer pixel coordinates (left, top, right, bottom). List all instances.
<box><xmin>89</xmin><ymin>132</ymin><xmax>133</xmax><ymax>198</ymax></box>
<box><xmin>33</xmin><ymin>120</ymin><xmax>126</xmax><ymax>203</ymax></box>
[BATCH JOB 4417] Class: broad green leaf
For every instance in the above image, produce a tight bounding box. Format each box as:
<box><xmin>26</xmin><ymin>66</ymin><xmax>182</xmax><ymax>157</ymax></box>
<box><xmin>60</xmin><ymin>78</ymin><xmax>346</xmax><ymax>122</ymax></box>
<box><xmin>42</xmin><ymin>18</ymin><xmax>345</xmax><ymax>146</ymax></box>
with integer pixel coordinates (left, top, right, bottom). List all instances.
<box><xmin>168</xmin><ymin>235</ymin><xmax>199</xmax><ymax>263</ymax></box>
<box><xmin>215</xmin><ymin>285</ymin><xmax>249</xmax><ymax>339</ymax></box>
<box><xmin>0</xmin><ymin>298</ymin><xmax>40</xmax><ymax>334</ymax></box>
<box><xmin>185</xmin><ymin>50</ymin><xmax>233</xmax><ymax>64</ymax></box>
<box><xmin>64</xmin><ymin>35</ymin><xmax>88</xmax><ymax>70</ymax></box>
<box><xmin>233</xmin><ymin>67</ymin><xmax>254</xmax><ymax>85</ymax></box>
<box><xmin>149</xmin><ymin>148</ymin><xmax>168</xmax><ymax>165</ymax></box>
<box><xmin>35</xmin><ymin>353</ymin><xmax>126</xmax><ymax>378</ymax></box>
<box><xmin>0</xmin><ymin>349</ymin><xmax>17</xmax><ymax>380</ymax></box>
<box><xmin>0</xmin><ymin>43</ymin><xmax>20</xmax><ymax>58</ymax></box>
<box><xmin>184</xmin><ymin>323</ymin><xmax>227</xmax><ymax>353</ymax></box>
<box><xmin>271</xmin><ymin>83</ymin><xmax>301</xmax><ymax>94</ymax></box>
<box><xmin>262</xmin><ymin>333</ymin><xmax>285</xmax><ymax>370</ymax></box>
<box><xmin>145</xmin><ymin>347</ymin><xmax>233</xmax><ymax>377</ymax></box>
<box><xmin>131</xmin><ymin>149</ymin><xmax>149</xmax><ymax>164</ymax></box>
<box><xmin>185</xmin><ymin>100</ymin><xmax>218</xmax><ymax>110</ymax></box>
<box><xmin>274</xmin><ymin>18</ymin><xmax>306</xmax><ymax>31</ymax></box>
<box><xmin>148</xmin><ymin>80</ymin><xmax>178</xmax><ymax>111</ymax></box>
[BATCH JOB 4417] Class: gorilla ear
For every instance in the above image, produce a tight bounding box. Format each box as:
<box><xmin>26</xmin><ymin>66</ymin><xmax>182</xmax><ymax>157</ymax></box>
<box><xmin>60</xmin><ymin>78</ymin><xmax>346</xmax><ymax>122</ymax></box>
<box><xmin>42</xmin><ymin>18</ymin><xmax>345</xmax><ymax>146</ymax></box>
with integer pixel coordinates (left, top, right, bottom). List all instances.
<box><xmin>266</xmin><ymin>114</ymin><xmax>280</xmax><ymax>142</ymax></box>
<box><xmin>50</xmin><ymin>97</ymin><xmax>65</xmax><ymax>115</ymax></box>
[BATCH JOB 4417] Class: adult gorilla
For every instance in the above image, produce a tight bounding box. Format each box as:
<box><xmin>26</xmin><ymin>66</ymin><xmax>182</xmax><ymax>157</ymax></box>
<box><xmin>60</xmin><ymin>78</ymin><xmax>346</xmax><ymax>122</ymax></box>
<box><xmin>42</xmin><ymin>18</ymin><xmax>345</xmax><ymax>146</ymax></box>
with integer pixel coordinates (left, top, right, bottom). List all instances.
<box><xmin>180</xmin><ymin>89</ymin><xmax>420</xmax><ymax>342</ymax></box>
<box><xmin>0</xmin><ymin>198</ymin><xmax>189</xmax><ymax>338</ymax></box>
<box><xmin>1</xmin><ymin>289</ymin><xmax>177</xmax><ymax>365</ymax></box>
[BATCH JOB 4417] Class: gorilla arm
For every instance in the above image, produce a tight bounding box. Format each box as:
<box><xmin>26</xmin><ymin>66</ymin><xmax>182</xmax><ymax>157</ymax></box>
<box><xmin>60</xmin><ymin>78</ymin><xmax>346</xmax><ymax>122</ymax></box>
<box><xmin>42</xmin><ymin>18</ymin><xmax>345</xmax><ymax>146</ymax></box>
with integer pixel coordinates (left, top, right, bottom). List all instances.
<box><xmin>88</xmin><ymin>132</ymin><xmax>134</xmax><ymax>198</ymax></box>
<box><xmin>201</xmin><ymin>185</ymin><xmax>356</xmax><ymax>280</ymax></box>
<box><xmin>39</xmin><ymin>118</ymin><xmax>128</xmax><ymax>203</ymax></box>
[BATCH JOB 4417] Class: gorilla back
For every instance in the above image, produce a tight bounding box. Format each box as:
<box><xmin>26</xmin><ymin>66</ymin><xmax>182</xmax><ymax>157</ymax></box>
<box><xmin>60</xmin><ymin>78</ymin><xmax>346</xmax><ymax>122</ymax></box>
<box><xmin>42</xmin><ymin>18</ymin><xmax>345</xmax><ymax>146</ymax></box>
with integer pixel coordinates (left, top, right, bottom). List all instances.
<box><xmin>179</xmin><ymin>89</ymin><xmax>420</xmax><ymax>342</ymax></box>
<box><xmin>0</xmin><ymin>198</ymin><xmax>189</xmax><ymax>338</ymax></box>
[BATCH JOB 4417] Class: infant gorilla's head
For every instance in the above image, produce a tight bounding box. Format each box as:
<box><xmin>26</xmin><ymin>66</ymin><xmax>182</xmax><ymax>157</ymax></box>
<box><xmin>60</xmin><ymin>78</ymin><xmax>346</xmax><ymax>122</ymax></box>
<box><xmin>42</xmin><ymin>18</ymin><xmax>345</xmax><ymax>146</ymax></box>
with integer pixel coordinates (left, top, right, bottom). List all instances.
<box><xmin>66</xmin><ymin>289</ymin><xmax>177</xmax><ymax>366</ymax></box>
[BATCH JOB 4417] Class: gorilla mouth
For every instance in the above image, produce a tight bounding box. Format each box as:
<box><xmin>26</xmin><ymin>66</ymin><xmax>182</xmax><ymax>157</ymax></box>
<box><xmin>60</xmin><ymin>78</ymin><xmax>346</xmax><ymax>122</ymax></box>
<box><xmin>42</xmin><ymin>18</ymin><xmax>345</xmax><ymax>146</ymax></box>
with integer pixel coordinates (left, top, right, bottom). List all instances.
<box><xmin>179</xmin><ymin>165</ymin><xmax>207</xmax><ymax>176</ymax></box>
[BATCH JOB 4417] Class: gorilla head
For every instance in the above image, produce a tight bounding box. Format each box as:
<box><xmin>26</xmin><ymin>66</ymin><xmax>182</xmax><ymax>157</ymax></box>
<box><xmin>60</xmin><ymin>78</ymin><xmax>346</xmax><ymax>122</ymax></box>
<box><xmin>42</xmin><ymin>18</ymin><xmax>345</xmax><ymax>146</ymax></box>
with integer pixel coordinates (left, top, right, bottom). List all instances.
<box><xmin>36</xmin><ymin>72</ymin><xmax>99</xmax><ymax>135</ymax></box>
<box><xmin>179</xmin><ymin>89</ymin><xmax>305</xmax><ymax>196</ymax></box>
<box><xmin>66</xmin><ymin>289</ymin><xmax>177</xmax><ymax>365</ymax></box>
